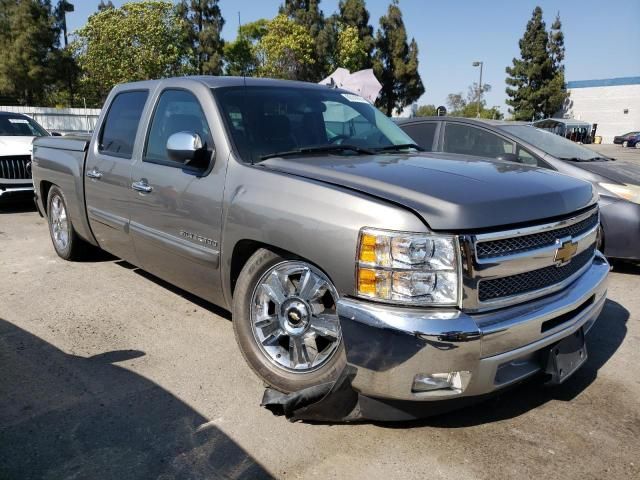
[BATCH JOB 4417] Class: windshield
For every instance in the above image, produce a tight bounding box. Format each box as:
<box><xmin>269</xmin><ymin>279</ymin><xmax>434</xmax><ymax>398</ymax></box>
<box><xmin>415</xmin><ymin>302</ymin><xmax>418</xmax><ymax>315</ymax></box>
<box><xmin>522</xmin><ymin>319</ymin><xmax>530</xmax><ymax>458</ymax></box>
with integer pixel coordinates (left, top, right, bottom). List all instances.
<box><xmin>0</xmin><ymin>114</ymin><xmax>48</xmax><ymax>137</ymax></box>
<box><xmin>215</xmin><ymin>86</ymin><xmax>415</xmax><ymax>163</ymax></box>
<box><xmin>499</xmin><ymin>125</ymin><xmax>606</xmax><ymax>161</ymax></box>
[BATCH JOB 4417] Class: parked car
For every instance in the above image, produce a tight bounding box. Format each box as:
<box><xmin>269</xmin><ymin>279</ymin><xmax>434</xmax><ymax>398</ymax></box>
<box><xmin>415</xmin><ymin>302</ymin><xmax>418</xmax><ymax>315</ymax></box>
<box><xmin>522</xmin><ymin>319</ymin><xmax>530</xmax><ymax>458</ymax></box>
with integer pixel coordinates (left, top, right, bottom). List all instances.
<box><xmin>0</xmin><ymin>111</ymin><xmax>49</xmax><ymax>198</ymax></box>
<box><xmin>398</xmin><ymin>116</ymin><xmax>640</xmax><ymax>261</ymax></box>
<box><xmin>31</xmin><ymin>77</ymin><xmax>608</xmax><ymax>420</ymax></box>
<box><xmin>613</xmin><ymin>131</ymin><xmax>640</xmax><ymax>147</ymax></box>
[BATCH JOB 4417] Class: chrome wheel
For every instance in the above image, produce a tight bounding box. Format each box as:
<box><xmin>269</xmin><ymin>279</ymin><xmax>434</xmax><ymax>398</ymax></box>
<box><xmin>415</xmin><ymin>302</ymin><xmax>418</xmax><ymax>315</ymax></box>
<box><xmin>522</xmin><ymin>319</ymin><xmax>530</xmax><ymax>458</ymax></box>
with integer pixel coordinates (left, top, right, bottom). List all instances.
<box><xmin>622</xmin><ymin>140</ymin><xmax>628</xmax><ymax>147</ymax></box>
<box><xmin>50</xmin><ymin>194</ymin><xmax>69</xmax><ymax>251</ymax></box>
<box><xmin>250</xmin><ymin>261</ymin><xmax>341</xmax><ymax>373</ymax></box>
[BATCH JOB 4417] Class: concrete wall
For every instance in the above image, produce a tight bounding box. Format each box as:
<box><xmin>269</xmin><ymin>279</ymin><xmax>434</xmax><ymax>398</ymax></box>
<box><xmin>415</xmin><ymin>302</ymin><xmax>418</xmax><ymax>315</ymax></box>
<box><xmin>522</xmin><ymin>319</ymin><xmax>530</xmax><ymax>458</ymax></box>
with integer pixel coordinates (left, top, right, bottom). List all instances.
<box><xmin>0</xmin><ymin>106</ymin><xmax>101</xmax><ymax>134</ymax></box>
<box><xmin>559</xmin><ymin>79</ymin><xmax>640</xmax><ymax>144</ymax></box>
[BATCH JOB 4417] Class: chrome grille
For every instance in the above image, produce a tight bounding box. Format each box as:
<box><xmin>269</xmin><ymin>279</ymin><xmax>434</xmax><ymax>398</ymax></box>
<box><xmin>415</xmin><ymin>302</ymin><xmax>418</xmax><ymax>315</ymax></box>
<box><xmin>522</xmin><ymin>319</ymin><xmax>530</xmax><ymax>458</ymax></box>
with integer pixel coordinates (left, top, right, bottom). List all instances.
<box><xmin>0</xmin><ymin>156</ymin><xmax>31</xmax><ymax>180</ymax></box>
<box><xmin>476</xmin><ymin>212</ymin><xmax>599</xmax><ymax>258</ymax></box>
<box><xmin>461</xmin><ymin>206</ymin><xmax>599</xmax><ymax>311</ymax></box>
<box><xmin>478</xmin><ymin>245</ymin><xmax>596</xmax><ymax>301</ymax></box>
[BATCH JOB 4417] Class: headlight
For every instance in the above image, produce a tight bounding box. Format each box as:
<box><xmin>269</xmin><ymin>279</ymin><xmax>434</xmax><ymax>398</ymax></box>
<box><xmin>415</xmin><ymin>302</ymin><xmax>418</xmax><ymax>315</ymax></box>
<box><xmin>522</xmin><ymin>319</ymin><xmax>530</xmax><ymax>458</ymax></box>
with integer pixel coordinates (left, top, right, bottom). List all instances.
<box><xmin>599</xmin><ymin>182</ymin><xmax>640</xmax><ymax>204</ymax></box>
<box><xmin>356</xmin><ymin>228</ymin><xmax>459</xmax><ymax>306</ymax></box>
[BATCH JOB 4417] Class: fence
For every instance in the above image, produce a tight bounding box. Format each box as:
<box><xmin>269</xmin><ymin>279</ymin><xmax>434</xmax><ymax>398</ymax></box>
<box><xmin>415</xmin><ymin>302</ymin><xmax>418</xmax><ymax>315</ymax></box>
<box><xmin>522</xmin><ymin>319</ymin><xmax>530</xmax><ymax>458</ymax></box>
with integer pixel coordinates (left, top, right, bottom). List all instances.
<box><xmin>0</xmin><ymin>106</ymin><xmax>101</xmax><ymax>134</ymax></box>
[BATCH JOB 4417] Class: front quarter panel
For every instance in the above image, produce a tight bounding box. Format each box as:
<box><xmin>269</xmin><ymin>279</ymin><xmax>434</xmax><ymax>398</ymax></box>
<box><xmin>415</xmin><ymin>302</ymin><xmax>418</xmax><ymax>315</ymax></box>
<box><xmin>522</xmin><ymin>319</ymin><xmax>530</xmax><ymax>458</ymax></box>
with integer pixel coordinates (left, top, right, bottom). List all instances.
<box><xmin>220</xmin><ymin>158</ymin><xmax>427</xmax><ymax>307</ymax></box>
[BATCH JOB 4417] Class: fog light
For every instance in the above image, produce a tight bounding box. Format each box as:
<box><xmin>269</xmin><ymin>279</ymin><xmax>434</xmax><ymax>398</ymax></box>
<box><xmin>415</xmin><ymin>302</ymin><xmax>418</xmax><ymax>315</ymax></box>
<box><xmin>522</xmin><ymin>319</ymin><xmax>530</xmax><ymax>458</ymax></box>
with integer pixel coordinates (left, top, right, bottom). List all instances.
<box><xmin>412</xmin><ymin>371</ymin><xmax>471</xmax><ymax>393</ymax></box>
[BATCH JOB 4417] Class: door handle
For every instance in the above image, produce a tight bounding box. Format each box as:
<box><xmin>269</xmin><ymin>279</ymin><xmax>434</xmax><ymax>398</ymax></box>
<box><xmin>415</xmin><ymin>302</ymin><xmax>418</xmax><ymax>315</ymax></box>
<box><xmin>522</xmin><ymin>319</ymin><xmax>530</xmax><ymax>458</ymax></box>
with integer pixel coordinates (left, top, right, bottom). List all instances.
<box><xmin>132</xmin><ymin>179</ymin><xmax>153</xmax><ymax>193</ymax></box>
<box><xmin>86</xmin><ymin>168</ymin><xmax>103</xmax><ymax>179</ymax></box>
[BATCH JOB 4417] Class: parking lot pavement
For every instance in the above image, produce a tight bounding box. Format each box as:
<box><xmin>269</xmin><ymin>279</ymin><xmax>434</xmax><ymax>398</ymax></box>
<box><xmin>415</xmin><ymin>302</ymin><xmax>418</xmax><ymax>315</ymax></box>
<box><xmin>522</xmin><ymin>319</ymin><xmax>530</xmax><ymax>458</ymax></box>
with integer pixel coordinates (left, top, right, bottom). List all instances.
<box><xmin>1</xmin><ymin>197</ymin><xmax>639</xmax><ymax>480</ymax></box>
<box><xmin>587</xmin><ymin>143</ymin><xmax>640</xmax><ymax>163</ymax></box>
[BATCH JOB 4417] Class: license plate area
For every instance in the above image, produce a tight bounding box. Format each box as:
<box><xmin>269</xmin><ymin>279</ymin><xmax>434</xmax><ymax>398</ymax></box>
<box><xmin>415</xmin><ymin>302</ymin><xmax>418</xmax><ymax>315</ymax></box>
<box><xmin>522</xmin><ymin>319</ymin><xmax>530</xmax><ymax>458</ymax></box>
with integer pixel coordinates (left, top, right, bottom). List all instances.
<box><xmin>544</xmin><ymin>328</ymin><xmax>587</xmax><ymax>384</ymax></box>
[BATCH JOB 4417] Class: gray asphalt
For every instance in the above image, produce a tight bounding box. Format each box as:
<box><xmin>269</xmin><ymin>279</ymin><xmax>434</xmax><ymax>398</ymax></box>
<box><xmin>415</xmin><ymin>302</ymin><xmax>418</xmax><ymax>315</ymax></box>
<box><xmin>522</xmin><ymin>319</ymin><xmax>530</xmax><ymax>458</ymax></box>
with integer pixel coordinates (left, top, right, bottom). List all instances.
<box><xmin>1</xmin><ymin>152</ymin><xmax>639</xmax><ymax>479</ymax></box>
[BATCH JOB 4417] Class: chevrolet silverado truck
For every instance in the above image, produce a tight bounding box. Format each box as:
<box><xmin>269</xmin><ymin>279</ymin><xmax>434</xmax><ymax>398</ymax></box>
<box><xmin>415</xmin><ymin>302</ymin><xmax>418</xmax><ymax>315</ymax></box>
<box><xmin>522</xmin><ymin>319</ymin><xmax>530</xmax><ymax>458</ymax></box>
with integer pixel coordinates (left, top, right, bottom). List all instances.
<box><xmin>31</xmin><ymin>77</ymin><xmax>609</xmax><ymax>420</ymax></box>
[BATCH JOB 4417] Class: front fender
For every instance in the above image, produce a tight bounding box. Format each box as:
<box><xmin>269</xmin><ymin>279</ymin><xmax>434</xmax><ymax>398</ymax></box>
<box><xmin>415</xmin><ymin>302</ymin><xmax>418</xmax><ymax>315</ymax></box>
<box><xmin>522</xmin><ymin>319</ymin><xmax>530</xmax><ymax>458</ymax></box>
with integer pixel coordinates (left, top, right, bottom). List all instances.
<box><xmin>220</xmin><ymin>162</ymin><xmax>427</xmax><ymax>308</ymax></box>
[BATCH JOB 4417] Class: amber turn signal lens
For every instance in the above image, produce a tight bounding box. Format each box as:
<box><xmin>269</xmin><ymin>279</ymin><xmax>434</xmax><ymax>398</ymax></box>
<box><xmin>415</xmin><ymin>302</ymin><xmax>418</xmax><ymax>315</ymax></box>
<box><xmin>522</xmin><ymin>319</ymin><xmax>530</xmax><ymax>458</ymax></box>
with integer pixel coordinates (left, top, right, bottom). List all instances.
<box><xmin>358</xmin><ymin>232</ymin><xmax>377</xmax><ymax>264</ymax></box>
<box><xmin>357</xmin><ymin>267</ymin><xmax>377</xmax><ymax>295</ymax></box>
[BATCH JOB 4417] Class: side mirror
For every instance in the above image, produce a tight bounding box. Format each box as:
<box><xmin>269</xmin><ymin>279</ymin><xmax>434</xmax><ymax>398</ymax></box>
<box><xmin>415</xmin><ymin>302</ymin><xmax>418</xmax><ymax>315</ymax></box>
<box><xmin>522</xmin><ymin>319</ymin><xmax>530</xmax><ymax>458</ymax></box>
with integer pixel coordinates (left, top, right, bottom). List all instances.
<box><xmin>167</xmin><ymin>131</ymin><xmax>203</xmax><ymax>163</ymax></box>
<box><xmin>495</xmin><ymin>153</ymin><xmax>520</xmax><ymax>163</ymax></box>
<box><xmin>50</xmin><ymin>131</ymin><xmax>62</xmax><ymax>136</ymax></box>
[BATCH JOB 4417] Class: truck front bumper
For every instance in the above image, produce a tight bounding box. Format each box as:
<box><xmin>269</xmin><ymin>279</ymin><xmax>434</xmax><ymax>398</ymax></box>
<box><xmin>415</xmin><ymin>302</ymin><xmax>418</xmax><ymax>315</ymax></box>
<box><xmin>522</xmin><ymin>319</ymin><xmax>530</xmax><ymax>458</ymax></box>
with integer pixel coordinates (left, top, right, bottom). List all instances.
<box><xmin>336</xmin><ymin>252</ymin><xmax>609</xmax><ymax>405</ymax></box>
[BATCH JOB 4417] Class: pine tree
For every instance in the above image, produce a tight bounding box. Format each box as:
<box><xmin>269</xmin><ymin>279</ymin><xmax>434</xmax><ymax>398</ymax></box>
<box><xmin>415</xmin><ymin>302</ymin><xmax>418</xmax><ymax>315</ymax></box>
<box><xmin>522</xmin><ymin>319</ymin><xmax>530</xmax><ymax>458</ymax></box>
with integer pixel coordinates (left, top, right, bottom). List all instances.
<box><xmin>0</xmin><ymin>0</ymin><xmax>61</xmax><ymax>105</ymax></box>
<box><xmin>177</xmin><ymin>0</ymin><xmax>225</xmax><ymax>75</ymax></box>
<box><xmin>373</xmin><ymin>0</ymin><xmax>424</xmax><ymax>115</ymax></box>
<box><xmin>338</xmin><ymin>0</ymin><xmax>374</xmax><ymax>68</ymax></box>
<box><xmin>279</xmin><ymin>0</ymin><xmax>327</xmax><ymax>80</ymax></box>
<box><xmin>505</xmin><ymin>7</ymin><xmax>567</xmax><ymax>120</ymax></box>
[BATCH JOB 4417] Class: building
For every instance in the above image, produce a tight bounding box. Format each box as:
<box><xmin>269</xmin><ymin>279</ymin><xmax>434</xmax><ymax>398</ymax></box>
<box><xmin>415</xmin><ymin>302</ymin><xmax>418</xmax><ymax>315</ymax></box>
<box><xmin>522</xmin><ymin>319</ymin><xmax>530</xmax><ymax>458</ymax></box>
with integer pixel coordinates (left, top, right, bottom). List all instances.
<box><xmin>558</xmin><ymin>76</ymin><xmax>640</xmax><ymax>144</ymax></box>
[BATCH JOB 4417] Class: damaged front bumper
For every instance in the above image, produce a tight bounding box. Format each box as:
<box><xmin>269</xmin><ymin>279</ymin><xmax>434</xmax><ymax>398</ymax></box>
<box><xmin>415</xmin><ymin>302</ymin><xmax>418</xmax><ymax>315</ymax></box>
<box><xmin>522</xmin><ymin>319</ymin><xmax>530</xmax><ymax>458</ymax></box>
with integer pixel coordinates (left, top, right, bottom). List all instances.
<box><xmin>336</xmin><ymin>252</ymin><xmax>609</xmax><ymax>408</ymax></box>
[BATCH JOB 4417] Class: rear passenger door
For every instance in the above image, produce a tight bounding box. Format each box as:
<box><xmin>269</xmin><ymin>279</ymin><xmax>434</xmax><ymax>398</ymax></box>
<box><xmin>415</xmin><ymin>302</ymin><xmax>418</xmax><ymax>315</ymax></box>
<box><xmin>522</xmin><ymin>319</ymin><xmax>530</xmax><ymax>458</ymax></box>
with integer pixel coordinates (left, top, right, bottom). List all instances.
<box><xmin>128</xmin><ymin>87</ymin><xmax>227</xmax><ymax>304</ymax></box>
<box><xmin>85</xmin><ymin>89</ymin><xmax>148</xmax><ymax>262</ymax></box>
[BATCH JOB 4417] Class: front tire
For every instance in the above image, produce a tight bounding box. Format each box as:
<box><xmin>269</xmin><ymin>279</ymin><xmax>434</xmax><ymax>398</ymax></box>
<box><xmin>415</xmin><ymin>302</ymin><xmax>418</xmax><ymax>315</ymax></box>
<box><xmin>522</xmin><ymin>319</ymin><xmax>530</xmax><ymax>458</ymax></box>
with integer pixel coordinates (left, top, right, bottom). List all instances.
<box><xmin>46</xmin><ymin>186</ymin><xmax>87</xmax><ymax>260</ymax></box>
<box><xmin>232</xmin><ymin>249</ymin><xmax>345</xmax><ymax>393</ymax></box>
<box><xmin>622</xmin><ymin>140</ymin><xmax>628</xmax><ymax>147</ymax></box>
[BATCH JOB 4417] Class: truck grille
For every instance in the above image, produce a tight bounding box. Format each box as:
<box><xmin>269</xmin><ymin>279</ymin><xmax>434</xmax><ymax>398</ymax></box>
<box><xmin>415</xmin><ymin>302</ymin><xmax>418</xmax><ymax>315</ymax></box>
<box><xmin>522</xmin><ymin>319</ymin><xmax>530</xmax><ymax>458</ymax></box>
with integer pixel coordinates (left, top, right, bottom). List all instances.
<box><xmin>476</xmin><ymin>212</ymin><xmax>599</xmax><ymax>259</ymax></box>
<box><xmin>478</xmin><ymin>245</ymin><xmax>596</xmax><ymax>301</ymax></box>
<box><xmin>461</xmin><ymin>206</ymin><xmax>599</xmax><ymax>311</ymax></box>
<box><xmin>0</xmin><ymin>156</ymin><xmax>31</xmax><ymax>180</ymax></box>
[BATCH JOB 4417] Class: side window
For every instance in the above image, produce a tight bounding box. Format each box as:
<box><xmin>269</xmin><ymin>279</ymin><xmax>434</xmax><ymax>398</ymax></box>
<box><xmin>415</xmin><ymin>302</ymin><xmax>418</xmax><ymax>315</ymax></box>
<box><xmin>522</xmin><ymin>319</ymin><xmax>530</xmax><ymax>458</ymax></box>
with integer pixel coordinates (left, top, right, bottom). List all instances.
<box><xmin>402</xmin><ymin>123</ymin><xmax>437</xmax><ymax>151</ymax></box>
<box><xmin>99</xmin><ymin>90</ymin><xmax>148</xmax><ymax>158</ymax></box>
<box><xmin>145</xmin><ymin>89</ymin><xmax>212</xmax><ymax>167</ymax></box>
<box><xmin>443</xmin><ymin>123</ymin><xmax>513</xmax><ymax>158</ymax></box>
<box><xmin>516</xmin><ymin>146</ymin><xmax>550</xmax><ymax>168</ymax></box>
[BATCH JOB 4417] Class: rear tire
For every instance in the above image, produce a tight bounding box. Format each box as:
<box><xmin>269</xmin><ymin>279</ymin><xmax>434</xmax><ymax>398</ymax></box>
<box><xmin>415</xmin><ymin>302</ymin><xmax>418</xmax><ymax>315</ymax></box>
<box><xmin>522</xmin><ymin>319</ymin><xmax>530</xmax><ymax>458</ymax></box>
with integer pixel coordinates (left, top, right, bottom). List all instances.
<box><xmin>46</xmin><ymin>186</ymin><xmax>88</xmax><ymax>261</ymax></box>
<box><xmin>232</xmin><ymin>248</ymin><xmax>345</xmax><ymax>393</ymax></box>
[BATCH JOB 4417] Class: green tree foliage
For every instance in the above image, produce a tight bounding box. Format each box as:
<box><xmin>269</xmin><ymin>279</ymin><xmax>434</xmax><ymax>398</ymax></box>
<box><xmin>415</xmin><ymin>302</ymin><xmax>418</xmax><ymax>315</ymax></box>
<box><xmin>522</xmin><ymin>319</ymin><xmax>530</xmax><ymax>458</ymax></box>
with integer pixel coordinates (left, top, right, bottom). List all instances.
<box><xmin>335</xmin><ymin>25</ymin><xmax>367</xmax><ymax>73</ymax></box>
<box><xmin>223</xmin><ymin>19</ymin><xmax>268</xmax><ymax>76</ymax></box>
<box><xmin>256</xmin><ymin>14</ymin><xmax>315</xmax><ymax>80</ymax></box>
<box><xmin>505</xmin><ymin>7</ymin><xmax>568</xmax><ymax>120</ymax></box>
<box><xmin>0</xmin><ymin>0</ymin><xmax>62</xmax><ymax>105</ymax></box>
<box><xmin>177</xmin><ymin>0</ymin><xmax>225</xmax><ymax>75</ymax></box>
<box><xmin>445</xmin><ymin>83</ymin><xmax>503</xmax><ymax>119</ymax></box>
<box><xmin>279</xmin><ymin>0</ymin><xmax>328</xmax><ymax>80</ymax></box>
<box><xmin>373</xmin><ymin>0</ymin><xmax>424</xmax><ymax>116</ymax></box>
<box><xmin>74</xmin><ymin>1</ymin><xmax>190</xmax><ymax>106</ymax></box>
<box><xmin>338</xmin><ymin>0</ymin><xmax>374</xmax><ymax>68</ymax></box>
<box><xmin>415</xmin><ymin>104</ymin><xmax>437</xmax><ymax>117</ymax></box>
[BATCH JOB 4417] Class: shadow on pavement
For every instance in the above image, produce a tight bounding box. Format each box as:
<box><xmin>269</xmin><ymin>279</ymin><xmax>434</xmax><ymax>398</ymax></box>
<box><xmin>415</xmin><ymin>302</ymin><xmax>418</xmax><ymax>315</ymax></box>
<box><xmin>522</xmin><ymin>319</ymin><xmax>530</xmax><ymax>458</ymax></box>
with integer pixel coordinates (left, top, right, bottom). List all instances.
<box><xmin>115</xmin><ymin>260</ymin><xmax>232</xmax><ymax>320</ymax></box>
<box><xmin>381</xmin><ymin>299</ymin><xmax>629</xmax><ymax>429</ymax></box>
<box><xmin>0</xmin><ymin>318</ymin><xmax>272</xmax><ymax>479</ymax></box>
<box><xmin>0</xmin><ymin>194</ymin><xmax>37</xmax><ymax>214</ymax></box>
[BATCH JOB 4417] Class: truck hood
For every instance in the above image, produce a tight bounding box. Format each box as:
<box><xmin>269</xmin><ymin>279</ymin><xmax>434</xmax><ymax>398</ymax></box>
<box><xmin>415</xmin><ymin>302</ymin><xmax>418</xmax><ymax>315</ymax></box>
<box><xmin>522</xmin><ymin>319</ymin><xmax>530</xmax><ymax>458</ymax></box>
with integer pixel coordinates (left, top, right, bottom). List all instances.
<box><xmin>260</xmin><ymin>153</ymin><xmax>596</xmax><ymax>231</ymax></box>
<box><xmin>0</xmin><ymin>136</ymin><xmax>35</xmax><ymax>156</ymax></box>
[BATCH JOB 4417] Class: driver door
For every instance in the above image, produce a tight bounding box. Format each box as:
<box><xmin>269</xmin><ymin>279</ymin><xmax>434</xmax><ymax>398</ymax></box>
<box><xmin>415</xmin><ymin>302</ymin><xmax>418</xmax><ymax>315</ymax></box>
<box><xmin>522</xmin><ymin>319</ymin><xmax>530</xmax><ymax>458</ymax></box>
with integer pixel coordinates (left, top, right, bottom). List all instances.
<box><xmin>128</xmin><ymin>88</ymin><xmax>226</xmax><ymax>303</ymax></box>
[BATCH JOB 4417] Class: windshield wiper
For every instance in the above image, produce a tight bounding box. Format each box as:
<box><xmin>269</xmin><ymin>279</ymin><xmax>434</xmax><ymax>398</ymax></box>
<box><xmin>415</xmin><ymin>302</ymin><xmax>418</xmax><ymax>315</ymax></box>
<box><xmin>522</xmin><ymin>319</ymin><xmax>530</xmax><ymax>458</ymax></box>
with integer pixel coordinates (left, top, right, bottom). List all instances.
<box><xmin>375</xmin><ymin>143</ymin><xmax>424</xmax><ymax>152</ymax></box>
<box><xmin>260</xmin><ymin>144</ymin><xmax>375</xmax><ymax>161</ymax></box>
<box><xmin>559</xmin><ymin>156</ymin><xmax>612</xmax><ymax>162</ymax></box>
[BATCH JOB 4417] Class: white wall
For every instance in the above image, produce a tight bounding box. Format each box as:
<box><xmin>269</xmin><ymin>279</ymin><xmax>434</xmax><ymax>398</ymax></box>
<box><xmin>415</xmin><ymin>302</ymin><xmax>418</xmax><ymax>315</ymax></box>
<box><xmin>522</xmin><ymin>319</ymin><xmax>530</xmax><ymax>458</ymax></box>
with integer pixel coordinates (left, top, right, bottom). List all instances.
<box><xmin>560</xmin><ymin>84</ymin><xmax>640</xmax><ymax>143</ymax></box>
<box><xmin>0</xmin><ymin>106</ymin><xmax>101</xmax><ymax>134</ymax></box>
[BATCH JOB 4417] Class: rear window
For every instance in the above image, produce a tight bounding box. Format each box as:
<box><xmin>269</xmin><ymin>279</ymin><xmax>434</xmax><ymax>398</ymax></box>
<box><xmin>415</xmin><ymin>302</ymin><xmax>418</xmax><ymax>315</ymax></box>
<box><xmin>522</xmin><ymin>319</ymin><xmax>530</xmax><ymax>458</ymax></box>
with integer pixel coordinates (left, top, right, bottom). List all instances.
<box><xmin>99</xmin><ymin>90</ymin><xmax>148</xmax><ymax>158</ymax></box>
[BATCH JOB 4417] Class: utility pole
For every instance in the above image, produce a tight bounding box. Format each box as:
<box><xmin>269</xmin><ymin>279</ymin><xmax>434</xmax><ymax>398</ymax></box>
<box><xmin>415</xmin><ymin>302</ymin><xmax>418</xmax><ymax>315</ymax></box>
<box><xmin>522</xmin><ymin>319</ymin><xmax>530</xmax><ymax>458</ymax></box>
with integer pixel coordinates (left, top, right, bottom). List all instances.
<box><xmin>58</xmin><ymin>1</ymin><xmax>74</xmax><ymax>48</ymax></box>
<box><xmin>472</xmin><ymin>61</ymin><xmax>483</xmax><ymax>118</ymax></box>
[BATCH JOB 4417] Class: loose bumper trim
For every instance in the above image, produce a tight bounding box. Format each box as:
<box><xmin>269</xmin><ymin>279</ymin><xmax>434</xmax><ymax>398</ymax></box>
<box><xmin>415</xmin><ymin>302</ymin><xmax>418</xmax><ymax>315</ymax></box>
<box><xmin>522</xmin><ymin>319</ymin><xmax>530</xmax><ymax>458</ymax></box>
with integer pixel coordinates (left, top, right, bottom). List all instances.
<box><xmin>337</xmin><ymin>252</ymin><xmax>609</xmax><ymax>402</ymax></box>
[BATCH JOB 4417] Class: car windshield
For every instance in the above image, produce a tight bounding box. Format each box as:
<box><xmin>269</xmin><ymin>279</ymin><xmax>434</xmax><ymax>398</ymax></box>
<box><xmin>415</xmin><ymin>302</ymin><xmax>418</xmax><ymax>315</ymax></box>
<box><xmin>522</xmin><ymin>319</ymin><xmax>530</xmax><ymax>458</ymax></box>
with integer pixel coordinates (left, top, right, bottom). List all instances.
<box><xmin>0</xmin><ymin>114</ymin><xmax>48</xmax><ymax>137</ymax></box>
<box><xmin>215</xmin><ymin>86</ymin><xmax>415</xmax><ymax>163</ymax></box>
<box><xmin>499</xmin><ymin>125</ymin><xmax>608</xmax><ymax>161</ymax></box>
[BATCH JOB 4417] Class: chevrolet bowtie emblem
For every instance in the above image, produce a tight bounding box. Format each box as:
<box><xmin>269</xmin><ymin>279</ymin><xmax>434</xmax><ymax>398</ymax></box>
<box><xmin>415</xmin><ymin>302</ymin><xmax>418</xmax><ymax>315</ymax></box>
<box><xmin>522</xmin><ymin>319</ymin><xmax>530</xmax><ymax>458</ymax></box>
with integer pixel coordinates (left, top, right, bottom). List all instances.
<box><xmin>555</xmin><ymin>240</ymin><xmax>578</xmax><ymax>265</ymax></box>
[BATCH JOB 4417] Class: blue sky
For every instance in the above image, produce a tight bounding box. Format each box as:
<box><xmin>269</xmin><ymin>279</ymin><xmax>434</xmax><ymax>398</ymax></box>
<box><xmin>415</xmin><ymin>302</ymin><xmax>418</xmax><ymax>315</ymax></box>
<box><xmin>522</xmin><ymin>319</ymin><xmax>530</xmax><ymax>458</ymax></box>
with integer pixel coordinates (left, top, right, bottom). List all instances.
<box><xmin>65</xmin><ymin>0</ymin><xmax>639</xmax><ymax>112</ymax></box>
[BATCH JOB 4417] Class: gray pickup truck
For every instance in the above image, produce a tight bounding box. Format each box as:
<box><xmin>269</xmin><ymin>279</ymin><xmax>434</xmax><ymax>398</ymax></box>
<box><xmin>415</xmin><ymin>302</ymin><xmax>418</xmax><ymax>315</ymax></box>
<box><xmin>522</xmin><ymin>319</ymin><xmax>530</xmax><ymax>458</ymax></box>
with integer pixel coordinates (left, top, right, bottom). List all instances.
<box><xmin>32</xmin><ymin>76</ymin><xmax>609</xmax><ymax>420</ymax></box>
